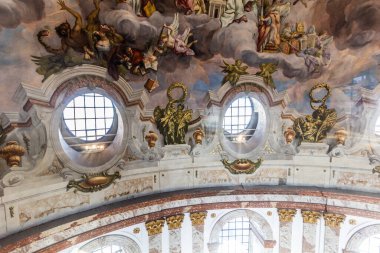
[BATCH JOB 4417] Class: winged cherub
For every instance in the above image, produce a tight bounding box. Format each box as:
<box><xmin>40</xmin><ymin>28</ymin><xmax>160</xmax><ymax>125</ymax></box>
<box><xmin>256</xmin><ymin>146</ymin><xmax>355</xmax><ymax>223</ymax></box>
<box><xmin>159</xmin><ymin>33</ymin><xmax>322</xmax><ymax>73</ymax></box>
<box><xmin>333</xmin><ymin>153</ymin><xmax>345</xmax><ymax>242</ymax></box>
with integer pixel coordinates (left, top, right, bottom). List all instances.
<box><xmin>158</xmin><ymin>13</ymin><xmax>197</xmax><ymax>56</ymax></box>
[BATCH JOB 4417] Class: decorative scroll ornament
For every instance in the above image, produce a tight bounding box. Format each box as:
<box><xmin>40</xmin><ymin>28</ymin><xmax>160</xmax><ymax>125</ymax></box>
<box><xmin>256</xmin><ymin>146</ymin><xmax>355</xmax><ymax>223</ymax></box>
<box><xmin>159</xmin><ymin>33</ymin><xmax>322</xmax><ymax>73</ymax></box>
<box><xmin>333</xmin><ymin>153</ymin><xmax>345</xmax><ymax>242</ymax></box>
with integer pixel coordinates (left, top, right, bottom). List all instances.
<box><xmin>66</xmin><ymin>171</ymin><xmax>121</xmax><ymax>193</ymax></box>
<box><xmin>293</xmin><ymin>83</ymin><xmax>337</xmax><ymax>143</ymax></box>
<box><xmin>221</xmin><ymin>158</ymin><xmax>263</xmax><ymax>174</ymax></box>
<box><xmin>145</xmin><ymin>219</ymin><xmax>165</xmax><ymax>236</ymax></box>
<box><xmin>154</xmin><ymin>82</ymin><xmax>193</xmax><ymax>145</ymax></box>
<box><xmin>166</xmin><ymin>214</ymin><xmax>184</xmax><ymax>230</ymax></box>
<box><xmin>278</xmin><ymin>209</ymin><xmax>297</xmax><ymax>223</ymax></box>
<box><xmin>323</xmin><ymin>213</ymin><xmax>346</xmax><ymax>228</ymax></box>
<box><xmin>190</xmin><ymin>212</ymin><xmax>207</xmax><ymax>226</ymax></box>
<box><xmin>0</xmin><ymin>141</ymin><xmax>26</xmax><ymax>167</ymax></box>
<box><xmin>301</xmin><ymin>210</ymin><xmax>321</xmax><ymax>224</ymax></box>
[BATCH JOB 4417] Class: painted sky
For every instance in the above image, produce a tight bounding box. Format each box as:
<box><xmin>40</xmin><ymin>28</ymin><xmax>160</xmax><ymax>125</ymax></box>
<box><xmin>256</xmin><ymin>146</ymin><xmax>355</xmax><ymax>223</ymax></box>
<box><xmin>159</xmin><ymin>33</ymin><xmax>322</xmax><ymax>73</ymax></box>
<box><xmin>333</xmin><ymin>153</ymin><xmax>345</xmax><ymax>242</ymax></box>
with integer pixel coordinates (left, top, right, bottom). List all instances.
<box><xmin>0</xmin><ymin>0</ymin><xmax>379</xmax><ymax>115</ymax></box>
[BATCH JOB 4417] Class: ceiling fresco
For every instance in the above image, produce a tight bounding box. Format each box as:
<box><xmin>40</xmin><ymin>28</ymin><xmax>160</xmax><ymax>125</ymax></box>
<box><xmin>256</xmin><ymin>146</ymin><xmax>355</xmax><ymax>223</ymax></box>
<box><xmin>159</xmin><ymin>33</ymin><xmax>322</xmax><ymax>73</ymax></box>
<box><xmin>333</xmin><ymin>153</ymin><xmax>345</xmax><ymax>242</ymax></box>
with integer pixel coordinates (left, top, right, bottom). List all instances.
<box><xmin>0</xmin><ymin>0</ymin><xmax>379</xmax><ymax>114</ymax></box>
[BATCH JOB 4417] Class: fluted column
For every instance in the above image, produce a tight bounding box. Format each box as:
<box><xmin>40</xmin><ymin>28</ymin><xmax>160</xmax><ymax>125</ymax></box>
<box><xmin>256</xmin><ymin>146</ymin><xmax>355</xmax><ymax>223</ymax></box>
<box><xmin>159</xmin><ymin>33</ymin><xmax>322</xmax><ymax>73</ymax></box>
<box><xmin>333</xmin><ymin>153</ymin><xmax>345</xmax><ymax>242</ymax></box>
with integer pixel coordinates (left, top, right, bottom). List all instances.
<box><xmin>190</xmin><ymin>212</ymin><xmax>207</xmax><ymax>253</ymax></box>
<box><xmin>301</xmin><ymin>210</ymin><xmax>321</xmax><ymax>253</ymax></box>
<box><xmin>166</xmin><ymin>214</ymin><xmax>184</xmax><ymax>253</ymax></box>
<box><xmin>278</xmin><ymin>209</ymin><xmax>297</xmax><ymax>253</ymax></box>
<box><xmin>323</xmin><ymin>213</ymin><xmax>346</xmax><ymax>253</ymax></box>
<box><xmin>145</xmin><ymin>219</ymin><xmax>165</xmax><ymax>253</ymax></box>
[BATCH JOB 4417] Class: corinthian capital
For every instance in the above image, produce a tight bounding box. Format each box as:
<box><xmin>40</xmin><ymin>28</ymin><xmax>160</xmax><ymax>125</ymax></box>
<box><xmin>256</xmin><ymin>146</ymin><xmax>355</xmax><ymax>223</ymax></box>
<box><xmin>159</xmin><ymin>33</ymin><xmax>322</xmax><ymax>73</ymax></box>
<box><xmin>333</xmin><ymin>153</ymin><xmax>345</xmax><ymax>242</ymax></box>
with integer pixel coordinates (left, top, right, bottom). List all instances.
<box><xmin>145</xmin><ymin>219</ymin><xmax>165</xmax><ymax>236</ymax></box>
<box><xmin>301</xmin><ymin>210</ymin><xmax>321</xmax><ymax>224</ymax></box>
<box><xmin>278</xmin><ymin>209</ymin><xmax>297</xmax><ymax>223</ymax></box>
<box><xmin>323</xmin><ymin>213</ymin><xmax>346</xmax><ymax>228</ymax></box>
<box><xmin>190</xmin><ymin>212</ymin><xmax>207</xmax><ymax>226</ymax></box>
<box><xmin>166</xmin><ymin>214</ymin><xmax>184</xmax><ymax>230</ymax></box>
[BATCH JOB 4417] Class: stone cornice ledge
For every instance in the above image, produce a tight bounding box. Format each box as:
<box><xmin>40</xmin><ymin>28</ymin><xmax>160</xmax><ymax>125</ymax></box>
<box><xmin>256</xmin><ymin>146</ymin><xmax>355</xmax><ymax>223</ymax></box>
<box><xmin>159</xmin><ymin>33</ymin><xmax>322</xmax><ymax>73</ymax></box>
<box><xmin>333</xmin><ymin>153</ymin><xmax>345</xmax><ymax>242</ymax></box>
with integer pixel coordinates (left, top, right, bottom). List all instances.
<box><xmin>12</xmin><ymin>64</ymin><xmax>149</xmax><ymax>112</ymax></box>
<box><xmin>1</xmin><ymin>186</ymin><xmax>380</xmax><ymax>253</ymax></box>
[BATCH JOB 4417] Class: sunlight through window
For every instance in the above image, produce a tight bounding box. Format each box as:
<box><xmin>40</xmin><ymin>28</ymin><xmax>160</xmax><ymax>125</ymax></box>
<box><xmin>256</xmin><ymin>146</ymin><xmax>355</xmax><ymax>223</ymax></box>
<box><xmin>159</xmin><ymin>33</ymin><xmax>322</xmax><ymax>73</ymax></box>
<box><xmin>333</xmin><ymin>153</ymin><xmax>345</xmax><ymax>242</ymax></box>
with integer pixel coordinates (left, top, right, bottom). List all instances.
<box><xmin>63</xmin><ymin>93</ymin><xmax>115</xmax><ymax>141</ymax></box>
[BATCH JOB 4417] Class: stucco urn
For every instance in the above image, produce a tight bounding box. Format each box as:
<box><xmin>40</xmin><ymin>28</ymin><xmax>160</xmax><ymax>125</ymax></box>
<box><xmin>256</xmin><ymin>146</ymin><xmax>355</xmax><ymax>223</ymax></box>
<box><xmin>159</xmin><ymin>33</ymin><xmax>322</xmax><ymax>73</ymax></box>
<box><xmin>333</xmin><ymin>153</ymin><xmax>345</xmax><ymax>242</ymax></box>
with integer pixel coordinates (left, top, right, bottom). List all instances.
<box><xmin>0</xmin><ymin>141</ymin><xmax>26</xmax><ymax>167</ymax></box>
<box><xmin>145</xmin><ymin>131</ymin><xmax>158</xmax><ymax>148</ymax></box>
<box><xmin>284</xmin><ymin>127</ymin><xmax>296</xmax><ymax>144</ymax></box>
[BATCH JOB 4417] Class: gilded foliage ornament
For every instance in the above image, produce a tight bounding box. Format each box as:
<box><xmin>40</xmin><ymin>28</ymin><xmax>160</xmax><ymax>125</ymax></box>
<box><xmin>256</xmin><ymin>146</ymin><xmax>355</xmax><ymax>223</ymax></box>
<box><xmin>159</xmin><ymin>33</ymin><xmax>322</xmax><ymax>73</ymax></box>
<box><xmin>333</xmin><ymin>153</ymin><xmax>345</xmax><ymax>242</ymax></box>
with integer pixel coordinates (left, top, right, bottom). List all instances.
<box><xmin>323</xmin><ymin>213</ymin><xmax>345</xmax><ymax>228</ymax></box>
<box><xmin>190</xmin><ymin>212</ymin><xmax>207</xmax><ymax>226</ymax></box>
<box><xmin>293</xmin><ymin>83</ymin><xmax>337</xmax><ymax>143</ymax></box>
<box><xmin>66</xmin><ymin>171</ymin><xmax>121</xmax><ymax>193</ymax></box>
<box><xmin>154</xmin><ymin>83</ymin><xmax>192</xmax><ymax>145</ymax></box>
<box><xmin>221</xmin><ymin>158</ymin><xmax>263</xmax><ymax>174</ymax></box>
<box><xmin>166</xmin><ymin>214</ymin><xmax>184</xmax><ymax>230</ymax></box>
<box><xmin>145</xmin><ymin>219</ymin><xmax>165</xmax><ymax>236</ymax></box>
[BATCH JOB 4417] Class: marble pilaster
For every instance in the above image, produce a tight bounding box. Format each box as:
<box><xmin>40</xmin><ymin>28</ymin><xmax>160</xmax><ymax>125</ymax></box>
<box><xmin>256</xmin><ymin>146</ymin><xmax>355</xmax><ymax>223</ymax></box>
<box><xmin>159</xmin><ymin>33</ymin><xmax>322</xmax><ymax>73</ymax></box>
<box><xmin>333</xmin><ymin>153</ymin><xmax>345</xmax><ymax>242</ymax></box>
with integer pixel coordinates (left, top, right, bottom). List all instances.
<box><xmin>166</xmin><ymin>214</ymin><xmax>184</xmax><ymax>253</ymax></box>
<box><xmin>301</xmin><ymin>210</ymin><xmax>321</xmax><ymax>253</ymax></box>
<box><xmin>145</xmin><ymin>219</ymin><xmax>165</xmax><ymax>253</ymax></box>
<box><xmin>278</xmin><ymin>209</ymin><xmax>297</xmax><ymax>253</ymax></box>
<box><xmin>323</xmin><ymin>213</ymin><xmax>345</xmax><ymax>253</ymax></box>
<box><xmin>190</xmin><ymin>212</ymin><xmax>207</xmax><ymax>253</ymax></box>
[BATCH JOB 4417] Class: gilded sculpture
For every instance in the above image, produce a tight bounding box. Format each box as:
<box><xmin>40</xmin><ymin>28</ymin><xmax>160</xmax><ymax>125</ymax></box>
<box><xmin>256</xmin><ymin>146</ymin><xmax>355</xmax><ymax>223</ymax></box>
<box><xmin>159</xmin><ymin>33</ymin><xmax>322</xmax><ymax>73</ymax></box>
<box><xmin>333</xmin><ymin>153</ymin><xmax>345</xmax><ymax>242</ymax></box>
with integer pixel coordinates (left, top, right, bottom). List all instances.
<box><xmin>255</xmin><ymin>63</ymin><xmax>278</xmax><ymax>89</ymax></box>
<box><xmin>221</xmin><ymin>59</ymin><xmax>249</xmax><ymax>86</ymax></box>
<box><xmin>293</xmin><ymin>83</ymin><xmax>337</xmax><ymax>143</ymax></box>
<box><xmin>154</xmin><ymin>83</ymin><xmax>193</xmax><ymax>145</ymax></box>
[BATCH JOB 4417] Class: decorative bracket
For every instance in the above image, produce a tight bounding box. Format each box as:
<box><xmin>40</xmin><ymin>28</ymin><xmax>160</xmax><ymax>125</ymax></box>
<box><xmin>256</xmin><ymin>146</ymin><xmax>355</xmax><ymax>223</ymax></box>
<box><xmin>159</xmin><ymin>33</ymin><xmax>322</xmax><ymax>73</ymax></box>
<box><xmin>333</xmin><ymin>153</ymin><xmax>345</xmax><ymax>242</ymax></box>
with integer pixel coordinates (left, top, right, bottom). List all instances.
<box><xmin>221</xmin><ymin>158</ymin><xmax>263</xmax><ymax>174</ymax></box>
<box><xmin>67</xmin><ymin>171</ymin><xmax>121</xmax><ymax>193</ymax></box>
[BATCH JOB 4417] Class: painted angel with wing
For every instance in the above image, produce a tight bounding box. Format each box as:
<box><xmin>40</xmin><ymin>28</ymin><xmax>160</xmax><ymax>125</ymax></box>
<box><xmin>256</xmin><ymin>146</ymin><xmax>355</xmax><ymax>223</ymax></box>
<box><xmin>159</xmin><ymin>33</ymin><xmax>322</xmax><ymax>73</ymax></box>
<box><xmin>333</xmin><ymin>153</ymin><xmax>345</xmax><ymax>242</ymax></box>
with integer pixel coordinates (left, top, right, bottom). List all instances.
<box><xmin>158</xmin><ymin>13</ymin><xmax>197</xmax><ymax>56</ymax></box>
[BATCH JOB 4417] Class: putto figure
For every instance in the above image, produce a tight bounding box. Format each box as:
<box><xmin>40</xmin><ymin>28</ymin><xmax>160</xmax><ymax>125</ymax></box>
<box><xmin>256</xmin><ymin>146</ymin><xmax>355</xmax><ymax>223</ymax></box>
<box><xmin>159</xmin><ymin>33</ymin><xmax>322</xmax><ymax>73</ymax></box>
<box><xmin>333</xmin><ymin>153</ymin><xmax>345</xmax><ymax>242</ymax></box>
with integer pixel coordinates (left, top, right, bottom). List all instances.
<box><xmin>293</xmin><ymin>83</ymin><xmax>337</xmax><ymax>143</ymax></box>
<box><xmin>154</xmin><ymin>83</ymin><xmax>193</xmax><ymax>145</ymax></box>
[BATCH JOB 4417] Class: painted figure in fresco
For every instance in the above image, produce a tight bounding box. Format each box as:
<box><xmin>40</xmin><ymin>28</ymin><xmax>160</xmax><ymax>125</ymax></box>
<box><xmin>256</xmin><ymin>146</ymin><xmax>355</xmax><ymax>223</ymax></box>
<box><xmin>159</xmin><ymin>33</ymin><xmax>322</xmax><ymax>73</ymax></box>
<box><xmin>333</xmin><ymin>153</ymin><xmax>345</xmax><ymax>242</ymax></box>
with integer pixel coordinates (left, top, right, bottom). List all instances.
<box><xmin>154</xmin><ymin>83</ymin><xmax>192</xmax><ymax>145</ymax></box>
<box><xmin>158</xmin><ymin>13</ymin><xmax>197</xmax><ymax>56</ymax></box>
<box><xmin>37</xmin><ymin>0</ymin><xmax>101</xmax><ymax>60</ymax></box>
<box><xmin>193</xmin><ymin>0</ymin><xmax>207</xmax><ymax>14</ymax></box>
<box><xmin>176</xmin><ymin>0</ymin><xmax>194</xmax><ymax>15</ymax></box>
<box><xmin>220</xmin><ymin>0</ymin><xmax>255</xmax><ymax>27</ymax></box>
<box><xmin>297</xmin><ymin>31</ymin><xmax>333</xmax><ymax>73</ymax></box>
<box><xmin>116</xmin><ymin>0</ymin><xmax>156</xmax><ymax>17</ymax></box>
<box><xmin>92</xmin><ymin>24</ymin><xmax>124</xmax><ymax>62</ymax></box>
<box><xmin>257</xmin><ymin>0</ymin><xmax>291</xmax><ymax>52</ymax></box>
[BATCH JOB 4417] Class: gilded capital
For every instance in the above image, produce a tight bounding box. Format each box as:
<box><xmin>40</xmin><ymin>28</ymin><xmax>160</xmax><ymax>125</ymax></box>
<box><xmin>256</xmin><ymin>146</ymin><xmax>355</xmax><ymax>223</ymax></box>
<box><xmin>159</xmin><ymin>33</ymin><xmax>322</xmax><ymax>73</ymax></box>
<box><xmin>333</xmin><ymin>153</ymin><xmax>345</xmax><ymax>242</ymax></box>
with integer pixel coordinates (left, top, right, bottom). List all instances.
<box><xmin>278</xmin><ymin>209</ymin><xmax>297</xmax><ymax>223</ymax></box>
<box><xmin>301</xmin><ymin>210</ymin><xmax>321</xmax><ymax>224</ymax></box>
<box><xmin>166</xmin><ymin>214</ymin><xmax>184</xmax><ymax>230</ymax></box>
<box><xmin>190</xmin><ymin>212</ymin><xmax>207</xmax><ymax>226</ymax></box>
<box><xmin>323</xmin><ymin>213</ymin><xmax>346</xmax><ymax>228</ymax></box>
<box><xmin>145</xmin><ymin>219</ymin><xmax>165</xmax><ymax>236</ymax></box>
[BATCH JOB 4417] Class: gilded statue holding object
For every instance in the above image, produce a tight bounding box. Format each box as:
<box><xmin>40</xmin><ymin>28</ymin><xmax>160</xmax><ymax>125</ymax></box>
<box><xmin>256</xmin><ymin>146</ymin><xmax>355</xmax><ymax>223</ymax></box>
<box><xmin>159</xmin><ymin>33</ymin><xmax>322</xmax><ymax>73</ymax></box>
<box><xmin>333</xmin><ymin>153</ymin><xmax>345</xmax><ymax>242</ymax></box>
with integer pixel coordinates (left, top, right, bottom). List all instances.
<box><xmin>293</xmin><ymin>83</ymin><xmax>337</xmax><ymax>143</ymax></box>
<box><xmin>154</xmin><ymin>83</ymin><xmax>193</xmax><ymax>145</ymax></box>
